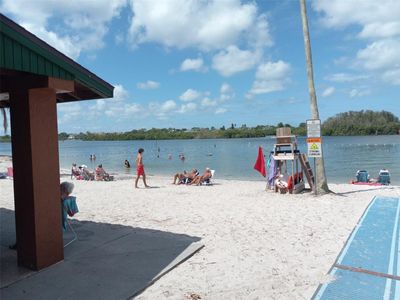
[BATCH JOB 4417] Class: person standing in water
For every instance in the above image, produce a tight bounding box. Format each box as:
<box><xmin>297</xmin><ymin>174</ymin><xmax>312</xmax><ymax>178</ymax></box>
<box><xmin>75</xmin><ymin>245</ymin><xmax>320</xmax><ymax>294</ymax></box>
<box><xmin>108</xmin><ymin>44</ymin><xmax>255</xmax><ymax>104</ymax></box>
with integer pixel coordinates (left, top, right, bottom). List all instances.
<box><xmin>135</xmin><ymin>148</ymin><xmax>150</xmax><ymax>188</ymax></box>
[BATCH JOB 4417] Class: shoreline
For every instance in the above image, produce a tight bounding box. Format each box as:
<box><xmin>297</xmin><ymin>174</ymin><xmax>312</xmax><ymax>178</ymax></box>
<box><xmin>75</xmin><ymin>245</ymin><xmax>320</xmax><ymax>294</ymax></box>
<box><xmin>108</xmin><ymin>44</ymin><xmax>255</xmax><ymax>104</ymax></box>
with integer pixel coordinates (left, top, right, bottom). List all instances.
<box><xmin>2</xmin><ymin>155</ymin><xmax>399</xmax><ymax>186</ymax></box>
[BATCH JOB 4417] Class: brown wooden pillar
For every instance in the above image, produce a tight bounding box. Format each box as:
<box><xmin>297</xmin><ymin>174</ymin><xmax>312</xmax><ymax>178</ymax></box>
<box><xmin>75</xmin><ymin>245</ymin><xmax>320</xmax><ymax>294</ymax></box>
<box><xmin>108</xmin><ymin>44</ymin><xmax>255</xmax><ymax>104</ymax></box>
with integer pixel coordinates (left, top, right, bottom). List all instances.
<box><xmin>10</xmin><ymin>87</ymin><xmax>63</xmax><ymax>270</ymax></box>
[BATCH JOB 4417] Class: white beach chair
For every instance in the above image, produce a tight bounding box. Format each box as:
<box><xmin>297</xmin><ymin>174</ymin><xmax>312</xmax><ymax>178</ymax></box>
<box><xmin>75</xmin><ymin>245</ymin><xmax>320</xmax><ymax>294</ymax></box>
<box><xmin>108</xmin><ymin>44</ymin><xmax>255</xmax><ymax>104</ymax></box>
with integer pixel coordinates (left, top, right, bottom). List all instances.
<box><xmin>201</xmin><ymin>169</ymin><xmax>215</xmax><ymax>186</ymax></box>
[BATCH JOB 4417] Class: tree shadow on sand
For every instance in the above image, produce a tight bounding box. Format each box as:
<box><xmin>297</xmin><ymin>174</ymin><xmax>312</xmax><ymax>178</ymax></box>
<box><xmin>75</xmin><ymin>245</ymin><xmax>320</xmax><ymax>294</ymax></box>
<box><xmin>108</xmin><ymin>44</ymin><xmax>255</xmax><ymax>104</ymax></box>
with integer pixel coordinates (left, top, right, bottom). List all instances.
<box><xmin>332</xmin><ymin>186</ymin><xmax>395</xmax><ymax>197</ymax></box>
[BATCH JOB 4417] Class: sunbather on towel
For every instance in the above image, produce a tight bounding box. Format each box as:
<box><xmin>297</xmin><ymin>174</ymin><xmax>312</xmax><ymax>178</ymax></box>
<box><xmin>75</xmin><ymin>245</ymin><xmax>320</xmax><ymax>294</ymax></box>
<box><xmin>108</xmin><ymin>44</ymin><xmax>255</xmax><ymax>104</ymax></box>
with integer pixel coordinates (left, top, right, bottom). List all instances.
<box><xmin>173</xmin><ymin>169</ymin><xmax>199</xmax><ymax>184</ymax></box>
<box><xmin>189</xmin><ymin>168</ymin><xmax>212</xmax><ymax>185</ymax></box>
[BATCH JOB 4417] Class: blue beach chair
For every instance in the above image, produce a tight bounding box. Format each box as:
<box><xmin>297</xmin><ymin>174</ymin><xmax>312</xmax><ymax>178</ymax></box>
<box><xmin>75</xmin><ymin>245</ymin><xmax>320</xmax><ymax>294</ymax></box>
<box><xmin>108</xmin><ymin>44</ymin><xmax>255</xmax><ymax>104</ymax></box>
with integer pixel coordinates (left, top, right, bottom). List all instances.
<box><xmin>378</xmin><ymin>169</ymin><xmax>390</xmax><ymax>185</ymax></box>
<box><xmin>62</xmin><ymin>196</ymin><xmax>79</xmax><ymax>247</ymax></box>
<box><xmin>356</xmin><ymin>170</ymin><xmax>369</xmax><ymax>183</ymax></box>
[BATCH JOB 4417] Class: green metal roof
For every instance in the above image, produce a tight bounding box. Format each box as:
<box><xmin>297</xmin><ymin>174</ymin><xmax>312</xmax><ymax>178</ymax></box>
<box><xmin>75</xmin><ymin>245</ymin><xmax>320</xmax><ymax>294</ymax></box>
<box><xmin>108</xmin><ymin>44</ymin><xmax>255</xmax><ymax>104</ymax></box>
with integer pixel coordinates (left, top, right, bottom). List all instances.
<box><xmin>0</xmin><ymin>13</ymin><xmax>113</xmax><ymax>100</ymax></box>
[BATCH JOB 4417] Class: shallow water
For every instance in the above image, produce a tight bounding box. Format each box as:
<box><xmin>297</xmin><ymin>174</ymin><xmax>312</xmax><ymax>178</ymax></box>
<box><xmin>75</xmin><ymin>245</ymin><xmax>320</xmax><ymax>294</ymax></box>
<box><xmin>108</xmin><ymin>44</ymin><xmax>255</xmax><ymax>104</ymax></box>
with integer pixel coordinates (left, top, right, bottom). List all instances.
<box><xmin>1</xmin><ymin>135</ymin><xmax>399</xmax><ymax>184</ymax></box>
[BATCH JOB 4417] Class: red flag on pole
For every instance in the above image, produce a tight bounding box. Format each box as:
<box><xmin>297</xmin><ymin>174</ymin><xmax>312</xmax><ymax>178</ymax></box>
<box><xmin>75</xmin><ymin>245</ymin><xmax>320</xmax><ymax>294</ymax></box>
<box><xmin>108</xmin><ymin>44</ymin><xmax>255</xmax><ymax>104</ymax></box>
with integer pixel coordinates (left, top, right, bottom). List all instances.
<box><xmin>254</xmin><ymin>146</ymin><xmax>266</xmax><ymax>177</ymax></box>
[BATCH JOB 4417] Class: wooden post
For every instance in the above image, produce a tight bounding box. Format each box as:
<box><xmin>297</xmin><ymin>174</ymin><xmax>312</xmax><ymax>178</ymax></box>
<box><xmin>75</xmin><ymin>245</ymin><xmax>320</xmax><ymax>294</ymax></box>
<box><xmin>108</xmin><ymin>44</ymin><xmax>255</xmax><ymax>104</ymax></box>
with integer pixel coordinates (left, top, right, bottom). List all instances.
<box><xmin>10</xmin><ymin>87</ymin><xmax>63</xmax><ymax>270</ymax></box>
<box><xmin>299</xmin><ymin>0</ymin><xmax>329</xmax><ymax>194</ymax></box>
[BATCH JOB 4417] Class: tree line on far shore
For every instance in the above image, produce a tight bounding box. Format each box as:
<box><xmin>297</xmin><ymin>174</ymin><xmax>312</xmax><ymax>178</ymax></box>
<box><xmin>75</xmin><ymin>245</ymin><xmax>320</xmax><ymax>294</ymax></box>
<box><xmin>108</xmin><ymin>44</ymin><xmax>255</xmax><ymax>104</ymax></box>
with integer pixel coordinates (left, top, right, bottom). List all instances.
<box><xmin>0</xmin><ymin>110</ymin><xmax>399</xmax><ymax>142</ymax></box>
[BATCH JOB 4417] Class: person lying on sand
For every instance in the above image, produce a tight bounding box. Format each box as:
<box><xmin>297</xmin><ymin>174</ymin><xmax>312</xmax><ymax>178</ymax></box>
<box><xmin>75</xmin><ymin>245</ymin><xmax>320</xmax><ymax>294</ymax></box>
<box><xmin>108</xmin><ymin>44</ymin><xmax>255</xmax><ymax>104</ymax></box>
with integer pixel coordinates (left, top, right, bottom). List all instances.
<box><xmin>173</xmin><ymin>169</ymin><xmax>199</xmax><ymax>184</ymax></box>
<box><xmin>189</xmin><ymin>168</ymin><xmax>212</xmax><ymax>186</ymax></box>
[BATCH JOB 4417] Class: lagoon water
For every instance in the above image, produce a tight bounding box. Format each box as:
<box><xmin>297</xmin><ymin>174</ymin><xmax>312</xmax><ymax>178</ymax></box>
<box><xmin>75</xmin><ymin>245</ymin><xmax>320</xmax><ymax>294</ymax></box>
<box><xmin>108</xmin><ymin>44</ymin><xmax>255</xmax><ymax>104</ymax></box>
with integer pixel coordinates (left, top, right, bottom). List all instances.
<box><xmin>1</xmin><ymin>135</ymin><xmax>399</xmax><ymax>184</ymax></box>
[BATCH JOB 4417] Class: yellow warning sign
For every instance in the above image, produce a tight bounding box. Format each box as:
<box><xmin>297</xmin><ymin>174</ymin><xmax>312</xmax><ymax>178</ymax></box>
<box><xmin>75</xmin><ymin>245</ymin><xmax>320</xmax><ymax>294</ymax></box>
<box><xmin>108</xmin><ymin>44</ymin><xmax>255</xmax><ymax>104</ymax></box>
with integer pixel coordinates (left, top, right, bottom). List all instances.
<box><xmin>307</xmin><ymin>141</ymin><xmax>322</xmax><ymax>157</ymax></box>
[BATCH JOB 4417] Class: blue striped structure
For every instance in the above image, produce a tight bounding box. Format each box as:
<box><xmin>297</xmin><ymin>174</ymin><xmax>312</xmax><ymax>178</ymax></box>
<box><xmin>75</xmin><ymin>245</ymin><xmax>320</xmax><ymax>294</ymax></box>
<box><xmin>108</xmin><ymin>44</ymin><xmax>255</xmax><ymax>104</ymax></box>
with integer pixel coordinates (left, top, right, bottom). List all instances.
<box><xmin>313</xmin><ymin>196</ymin><xmax>400</xmax><ymax>300</ymax></box>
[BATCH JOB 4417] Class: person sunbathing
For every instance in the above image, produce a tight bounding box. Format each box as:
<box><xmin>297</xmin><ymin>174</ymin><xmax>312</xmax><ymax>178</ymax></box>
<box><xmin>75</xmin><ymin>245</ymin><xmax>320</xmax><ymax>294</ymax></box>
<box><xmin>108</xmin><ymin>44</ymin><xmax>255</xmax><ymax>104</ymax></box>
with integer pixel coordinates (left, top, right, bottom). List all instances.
<box><xmin>189</xmin><ymin>168</ymin><xmax>212</xmax><ymax>185</ymax></box>
<box><xmin>173</xmin><ymin>169</ymin><xmax>198</xmax><ymax>184</ymax></box>
<box><xmin>71</xmin><ymin>163</ymin><xmax>82</xmax><ymax>179</ymax></box>
<box><xmin>80</xmin><ymin>165</ymin><xmax>95</xmax><ymax>181</ymax></box>
<box><xmin>95</xmin><ymin>164</ymin><xmax>111</xmax><ymax>181</ymax></box>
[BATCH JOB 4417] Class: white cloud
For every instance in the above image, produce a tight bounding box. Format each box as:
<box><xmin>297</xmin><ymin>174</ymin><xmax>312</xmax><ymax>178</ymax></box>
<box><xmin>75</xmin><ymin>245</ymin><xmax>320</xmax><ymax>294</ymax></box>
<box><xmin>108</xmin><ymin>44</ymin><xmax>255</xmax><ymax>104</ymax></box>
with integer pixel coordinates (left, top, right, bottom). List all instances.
<box><xmin>219</xmin><ymin>83</ymin><xmax>234</xmax><ymax>102</ymax></box>
<box><xmin>359</xmin><ymin>21</ymin><xmax>400</xmax><ymax>39</ymax></box>
<box><xmin>212</xmin><ymin>45</ymin><xmax>260</xmax><ymax>76</ymax></box>
<box><xmin>201</xmin><ymin>97</ymin><xmax>217</xmax><ymax>107</ymax></box>
<box><xmin>215</xmin><ymin>108</ymin><xmax>227</xmax><ymax>114</ymax></box>
<box><xmin>247</xmin><ymin>61</ymin><xmax>291</xmax><ymax>97</ymax></box>
<box><xmin>57</xmin><ymin>102</ymin><xmax>82</xmax><ymax>114</ymax></box>
<box><xmin>356</xmin><ymin>39</ymin><xmax>400</xmax><ymax>70</ymax></box>
<box><xmin>113</xmin><ymin>84</ymin><xmax>129</xmax><ymax>101</ymax></box>
<box><xmin>313</xmin><ymin>0</ymin><xmax>400</xmax><ymax>32</ymax></box>
<box><xmin>382</xmin><ymin>69</ymin><xmax>400</xmax><ymax>85</ymax></box>
<box><xmin>148</xmin><ymin>100</ymin><xmax>177</xmax><ymax>119</ymax></box>
<box><xmin>180</xmin><ymin>58</ymin><xmax>206</xmax><ymax>72</ymax></box>
<box><xmin>313</xmin><ymin>0</ymin><xmax>400</xmax><ymax>86</ymax></box>
<box><xmin>220</xmin><ymin>83</ymin><xmax>232</xmax><ymax>94</ymax></box>
<box><xmin>321</xmin><ymin>86</ymin><xmax>335</xmax><ymax>97</ymax></box>
<box><xmin>94</xmin><ymin>99</ymin><xmax>106</xmax><ymax>111</ymax></box>
<box><xmin>1</xmin><ymin>0</ymin><xmax>127</xmax><ymax>59</ymax></box>
<box><xmin>128</xmin><ymin>0</ymin><xmax>271</xmax><ymax>51</ymax></box>
<box><xmin>105</xmin><ymin>103</ymin><xmax>142</xmax><ymax>117</ymax></box>
<box><xmin>325</xmin><ymin>73</ymin><xmax>369</xmax><ymax>82</ymax></box>
<box><xmin>160</xmin><ymin>100</ymin><xmax>177</xmax><ymax>112</ymax></box>
<box><xmin>137</xmin><ymin>80</ymin><xmax>160</xmax><ymax>90</ymax></box>
<box><xmin>178</xmin><ymin>102</ymin><xmax>197</xmax><ymax>114</ymax></box>
<box><xmin>349</xmin><ymin>88</ymin><xmax>371</xmax><ymax>98</ymax></box>
<box><xmin>179</xmin><ymin>89</ymin><xmax>201</xmax><ymax>102</ymax></box>
<box><xmin>86</xmin><ymin>83</ymin><xmax>145</xmax><ymax>119</ymax></box>
<box><xmin>57</xmin><ymin>102</ymin><xmax>83</xmax><ymax>124</ymax></box>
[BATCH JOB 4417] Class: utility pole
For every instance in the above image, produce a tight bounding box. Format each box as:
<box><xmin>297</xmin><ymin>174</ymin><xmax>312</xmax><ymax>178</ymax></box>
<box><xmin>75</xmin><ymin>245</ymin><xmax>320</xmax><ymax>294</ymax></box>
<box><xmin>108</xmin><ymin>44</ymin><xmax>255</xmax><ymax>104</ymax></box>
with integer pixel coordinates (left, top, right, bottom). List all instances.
<box><xmin>299</xmin><ymin>0</ymin><xmax>329</xmax><ymax>194</ymax></box>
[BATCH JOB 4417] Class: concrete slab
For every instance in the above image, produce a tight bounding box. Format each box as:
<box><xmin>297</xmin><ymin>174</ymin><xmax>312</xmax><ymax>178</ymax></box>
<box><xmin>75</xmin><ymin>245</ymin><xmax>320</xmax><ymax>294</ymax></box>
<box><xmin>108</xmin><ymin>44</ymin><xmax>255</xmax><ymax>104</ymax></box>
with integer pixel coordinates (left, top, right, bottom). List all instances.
<box><xmin>0</xmin><ymin>208</ymin><xmax>203</xmax><ymax>299</ymax></box>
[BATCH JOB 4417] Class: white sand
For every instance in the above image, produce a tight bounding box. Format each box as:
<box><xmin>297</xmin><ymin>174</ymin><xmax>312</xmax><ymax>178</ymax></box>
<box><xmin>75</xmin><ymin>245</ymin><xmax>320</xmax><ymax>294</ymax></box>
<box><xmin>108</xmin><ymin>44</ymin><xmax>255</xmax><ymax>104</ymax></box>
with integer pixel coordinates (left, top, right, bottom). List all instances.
<box><xmin>1</xmin><ymin>157</ymin><xmax>399</xmax><ymax>299</ymax></box>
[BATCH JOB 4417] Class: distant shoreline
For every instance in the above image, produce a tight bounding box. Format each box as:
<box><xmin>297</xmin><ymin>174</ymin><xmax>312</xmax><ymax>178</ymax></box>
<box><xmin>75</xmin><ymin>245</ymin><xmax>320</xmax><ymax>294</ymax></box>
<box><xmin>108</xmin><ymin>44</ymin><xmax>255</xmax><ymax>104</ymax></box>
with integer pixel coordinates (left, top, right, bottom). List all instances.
<box><xmin>1</xmin><ymin>133</ymin><xmax>400</xmax><ymax>143</ymax></box>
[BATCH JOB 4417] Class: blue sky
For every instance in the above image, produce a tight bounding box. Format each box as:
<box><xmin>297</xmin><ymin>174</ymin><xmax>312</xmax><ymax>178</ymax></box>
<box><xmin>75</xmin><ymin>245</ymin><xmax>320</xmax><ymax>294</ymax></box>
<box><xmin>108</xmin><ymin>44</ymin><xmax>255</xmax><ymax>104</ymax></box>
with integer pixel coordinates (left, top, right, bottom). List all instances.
<box><xmin>1</xmin><ymin>0</ymin><xmax>399</xmax><ymax>133</ymax></box>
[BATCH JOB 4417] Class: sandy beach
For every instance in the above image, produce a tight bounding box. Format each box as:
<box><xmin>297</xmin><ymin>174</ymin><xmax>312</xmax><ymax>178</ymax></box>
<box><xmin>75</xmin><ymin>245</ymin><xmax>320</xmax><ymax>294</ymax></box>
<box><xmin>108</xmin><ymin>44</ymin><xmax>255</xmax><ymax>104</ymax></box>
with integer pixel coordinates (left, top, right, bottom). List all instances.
<box><xmin>1</xmin><ymin>156</ymin><xmax>399</xmax><ymax>299</ymax></box>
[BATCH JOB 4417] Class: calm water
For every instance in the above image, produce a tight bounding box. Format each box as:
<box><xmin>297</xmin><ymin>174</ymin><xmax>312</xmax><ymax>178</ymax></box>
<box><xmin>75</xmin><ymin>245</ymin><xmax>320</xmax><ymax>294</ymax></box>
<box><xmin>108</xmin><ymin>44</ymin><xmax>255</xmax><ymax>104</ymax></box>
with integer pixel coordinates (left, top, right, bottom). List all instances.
<box><xmin>1</xmin><ymin>135</ymin><xmax>399</xmax><ymax>184</ymax></box>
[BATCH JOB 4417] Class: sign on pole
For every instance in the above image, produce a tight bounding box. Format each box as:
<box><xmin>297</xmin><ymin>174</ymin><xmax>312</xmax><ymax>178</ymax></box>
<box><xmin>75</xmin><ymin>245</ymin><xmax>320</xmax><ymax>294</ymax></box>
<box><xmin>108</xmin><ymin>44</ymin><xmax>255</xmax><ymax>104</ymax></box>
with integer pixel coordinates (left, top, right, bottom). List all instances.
<box><xmin>307</xmin><ymin>137</ymin><xmax>322</xmax><ymax>157</ymax></box>
<box><xmin>306</xmin><ymin>119</ymin><xmax>322</xmax><ymax>157</ymax></box>
<box><xmin>306</xmin><ymin>119</ymin><xmax>321</xmax><ymax>138</ymax></box>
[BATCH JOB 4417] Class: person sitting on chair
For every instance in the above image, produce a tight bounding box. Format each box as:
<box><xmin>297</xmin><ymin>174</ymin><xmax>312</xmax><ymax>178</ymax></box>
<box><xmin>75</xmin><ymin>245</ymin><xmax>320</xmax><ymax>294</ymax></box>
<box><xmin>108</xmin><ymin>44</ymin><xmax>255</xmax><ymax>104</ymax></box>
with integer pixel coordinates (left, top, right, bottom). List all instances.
<box><xmin>95</xmin><ymin>164</ymin><xmax>111</xmax><ymax>181</ymax></box>
<box><xmin>189</xmin><ymin>168</ymin><xmax>212</xmax><ymax>185</ymax></box>
<box><xmin>60</xmin><ymin>181</ymin><xmax>79</xmax><ymax>230</ymax></box>
<box><xmin>71</xmin><ymin>163</ymin><xmax>83</xmax><ymax>179</ymax></box>
<box><xmin>173</xmin><ymin>169</ymin><xmax>198</xmax><ymax>184</ymax></box>
<box><xmin>61</xmin><ymin>181</ymin><xmax>74</xmax><ymax>201</ymax></box>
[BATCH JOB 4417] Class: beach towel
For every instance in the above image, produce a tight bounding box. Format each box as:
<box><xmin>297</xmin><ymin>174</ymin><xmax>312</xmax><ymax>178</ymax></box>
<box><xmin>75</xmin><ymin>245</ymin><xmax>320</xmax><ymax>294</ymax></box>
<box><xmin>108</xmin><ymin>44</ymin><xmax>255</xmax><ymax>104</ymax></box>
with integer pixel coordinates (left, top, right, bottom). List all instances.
<box><xmin>62</xmin><ymin>196</ymin><xmax>79</xmax><ymax>230</ymax></box>
<box><xmin>267</xmin><ymin>154</ymin><xmax>276</xmax><ymax>187</ymax></box>
<box><xmin>254</xmin><ymin>146</ymin><xmax>266</xmax><ymax>177</ymax></box>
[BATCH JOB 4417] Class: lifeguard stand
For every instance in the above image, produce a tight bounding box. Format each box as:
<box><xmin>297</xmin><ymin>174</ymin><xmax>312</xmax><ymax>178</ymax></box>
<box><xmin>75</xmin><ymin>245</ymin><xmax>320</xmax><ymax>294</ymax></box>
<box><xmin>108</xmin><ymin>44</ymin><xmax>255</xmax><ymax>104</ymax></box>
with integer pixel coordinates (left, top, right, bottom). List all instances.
<box><xmin>272</xmin><ymin>127</ymin><xmax>305</xmax><ymax>194</ymax></box>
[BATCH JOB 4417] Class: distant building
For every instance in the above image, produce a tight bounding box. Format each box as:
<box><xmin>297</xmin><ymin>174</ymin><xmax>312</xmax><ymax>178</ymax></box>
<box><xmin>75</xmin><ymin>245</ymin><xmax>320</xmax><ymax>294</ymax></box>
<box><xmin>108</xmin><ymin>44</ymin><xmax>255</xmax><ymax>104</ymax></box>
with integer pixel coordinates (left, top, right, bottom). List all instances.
<box><xmin>68</xmin><ymin>135</ymin><xmax>75</xmax><ymax>140</ymax></box>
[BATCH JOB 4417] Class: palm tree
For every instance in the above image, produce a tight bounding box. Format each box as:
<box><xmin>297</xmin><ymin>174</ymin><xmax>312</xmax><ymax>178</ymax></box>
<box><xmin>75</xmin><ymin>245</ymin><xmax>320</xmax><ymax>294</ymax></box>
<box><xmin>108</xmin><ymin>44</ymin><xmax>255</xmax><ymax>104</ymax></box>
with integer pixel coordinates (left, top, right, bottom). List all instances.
<box><xmin>299</xmin><ymin>0</ymin><xmax>329</xmax><ymax>194</ymax></box>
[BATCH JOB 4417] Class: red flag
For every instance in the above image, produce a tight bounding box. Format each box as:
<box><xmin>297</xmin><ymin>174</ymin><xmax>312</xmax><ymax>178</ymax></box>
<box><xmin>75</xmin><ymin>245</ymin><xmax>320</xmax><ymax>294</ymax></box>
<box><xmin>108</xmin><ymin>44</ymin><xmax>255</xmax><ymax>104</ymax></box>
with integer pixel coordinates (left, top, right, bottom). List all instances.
<box><xmin>254</xmin><ymin>146</ymin><xmax>266</xmax><ymax>177</ymax></box>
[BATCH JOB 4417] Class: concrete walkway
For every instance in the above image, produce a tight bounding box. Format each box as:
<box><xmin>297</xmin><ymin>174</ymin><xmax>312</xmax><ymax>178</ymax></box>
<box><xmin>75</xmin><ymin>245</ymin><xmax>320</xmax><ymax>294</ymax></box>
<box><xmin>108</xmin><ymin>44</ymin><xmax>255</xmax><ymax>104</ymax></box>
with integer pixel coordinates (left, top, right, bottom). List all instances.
<box><xmin>0</xmin><ymin>208</ymin><xmax>203</xmax><ymax>299</ymax></box>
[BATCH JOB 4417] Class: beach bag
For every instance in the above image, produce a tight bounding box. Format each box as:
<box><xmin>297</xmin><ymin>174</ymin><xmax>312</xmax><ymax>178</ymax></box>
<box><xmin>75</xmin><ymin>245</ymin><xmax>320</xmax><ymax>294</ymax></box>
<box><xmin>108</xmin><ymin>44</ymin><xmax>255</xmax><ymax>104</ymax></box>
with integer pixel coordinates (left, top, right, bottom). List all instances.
<box><xmin>356</xmin><ymin>170</ymin><xmax>369</xmax><ymax>183</ymax></box>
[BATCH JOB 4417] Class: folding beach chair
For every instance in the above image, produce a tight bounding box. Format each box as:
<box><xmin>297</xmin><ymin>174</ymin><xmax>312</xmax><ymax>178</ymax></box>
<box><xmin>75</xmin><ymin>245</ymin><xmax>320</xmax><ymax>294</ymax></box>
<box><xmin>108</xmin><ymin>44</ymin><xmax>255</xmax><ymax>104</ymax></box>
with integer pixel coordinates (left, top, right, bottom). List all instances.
<box><xmin>378</xmin><ymin>169</ymin><xmax>390</xmax><ymax>185</ymax></box>
<box><xmin>62</xmin><ymin>196</ymin><xmax>79</xmax><ymax>247</ymax></box>
<box><xmin>201</xmin><ymin>170</ymin><xmax>215</xmax><ymax>186</ymax></box>
<box><xmin>356</xmin><ymin>170</ymin><xmax>369</xmax><ymax>183</ymax></box>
